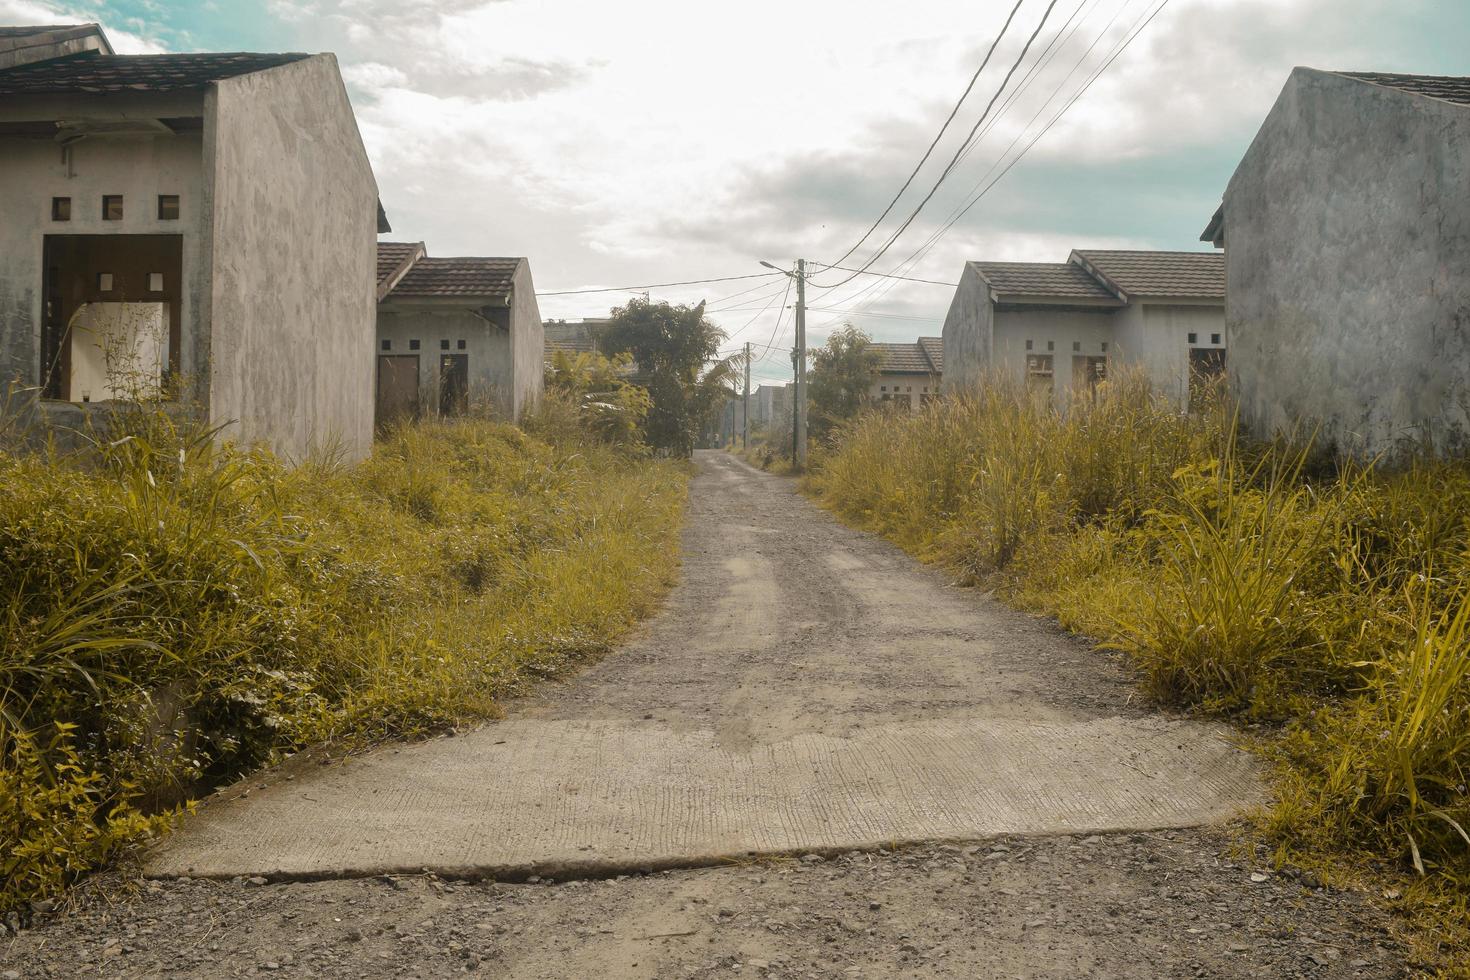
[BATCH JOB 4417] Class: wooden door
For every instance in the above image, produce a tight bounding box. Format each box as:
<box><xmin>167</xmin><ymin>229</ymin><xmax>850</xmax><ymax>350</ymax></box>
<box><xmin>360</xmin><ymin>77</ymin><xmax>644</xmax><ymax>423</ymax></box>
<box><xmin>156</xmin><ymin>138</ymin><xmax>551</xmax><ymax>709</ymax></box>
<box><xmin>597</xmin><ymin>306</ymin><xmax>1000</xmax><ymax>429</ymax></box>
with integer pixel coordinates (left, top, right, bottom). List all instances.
<box><xmin>439</xmin><ymin>353</ymin><xmax>469</xmax><ymax>417</ymax></box>
<box><xmin>376</xmin><ymin>354</ymin><xmax>419</xmax><ymax>430</ymax></box>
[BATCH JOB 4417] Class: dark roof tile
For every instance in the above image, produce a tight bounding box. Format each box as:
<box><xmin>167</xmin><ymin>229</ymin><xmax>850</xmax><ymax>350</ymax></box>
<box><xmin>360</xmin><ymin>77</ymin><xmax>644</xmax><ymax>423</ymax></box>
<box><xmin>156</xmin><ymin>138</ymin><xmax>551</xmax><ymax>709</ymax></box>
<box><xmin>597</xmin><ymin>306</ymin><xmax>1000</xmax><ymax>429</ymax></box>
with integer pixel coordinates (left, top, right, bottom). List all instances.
<box><xmin>1070</xmin><ymin>250</ymin><xmax>1224</xmax><ymax>299</ymax></box>
<box><xmin>376</xmin><ymin>241</ymin><xmax>422</xmax><ymax>290</ymax></box>
<box><xmin>389</xmin><ymin>257</ymin><xmax>521</xmax><ymax>299</ymax></box>
<box><xmin>0</xmin><ymin>52</ymin><xmax>310</xmax><ymax>95</ymax></box>
<box><xmin>873</xmin><ymin>338</ymin><xmax>943</xmax><ymax>374</ymax></box>
<box><xmin>971</xmin><ymin>261</ymin><xmax>1120</xmax><ymax>301</ymax></box>
<box><xmin>1337</xmin><ymin>71</ymin><xmax>1470</xmax><ymax>106</ymax></box>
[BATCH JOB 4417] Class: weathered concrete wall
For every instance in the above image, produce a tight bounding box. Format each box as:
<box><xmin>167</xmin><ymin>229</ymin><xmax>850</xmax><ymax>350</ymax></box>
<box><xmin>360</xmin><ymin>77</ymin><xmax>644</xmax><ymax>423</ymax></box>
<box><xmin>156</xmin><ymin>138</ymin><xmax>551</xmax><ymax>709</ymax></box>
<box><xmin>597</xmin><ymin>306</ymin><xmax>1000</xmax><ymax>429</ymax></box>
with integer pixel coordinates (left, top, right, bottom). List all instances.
<box><xmin>0</xmin><ymin>117</ymin><xmax>207</xmax><ymax>389</ymax></box>
<box><xmin>940</xmin><ymin>263</ymin><xmax>992</xmax><ymax>391</ymax></box>
<box><xmin>870</xmin><ymin>373</ymin><xmax>938</xmax><ymax>409</ymax></box>
<box><xmin>377</xmin><ymin>305</ymin><xmax>515</xmax><ymax>417</ymax></box>
<box><xmin>1223</xmin><ymin>68</ymin><xmax>1470</xmax><ymax>457</ymax></box>
<box><xmin>1112</xmin><ymin>302</ymin><xmax>1225</xmax><ymax>408</ymax></box>
<box><xmin>507</xmin><ymin>260</ymin><xmax>544</xmax><ymax>419</ymax></box>
<box><xmin>992</xmin><ymin>308</ymin><xmax>1116</xmax><ymax>406</ymax></box>
<box><xmin>203</xmin><ymin>55</ymin><xmax>378</xmax><ymax>462</ymax></box>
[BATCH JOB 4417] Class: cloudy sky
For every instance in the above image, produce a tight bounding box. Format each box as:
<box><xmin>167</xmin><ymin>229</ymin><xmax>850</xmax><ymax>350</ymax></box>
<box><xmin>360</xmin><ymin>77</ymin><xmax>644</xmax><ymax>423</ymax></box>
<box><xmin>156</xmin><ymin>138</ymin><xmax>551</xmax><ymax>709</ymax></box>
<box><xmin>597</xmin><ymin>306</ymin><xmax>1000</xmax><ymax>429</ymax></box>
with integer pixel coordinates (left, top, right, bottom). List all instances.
<box><xmin>5</xmin><ymin>0</ymin><xmax>1467</xmax><ymax>384</ymax></box>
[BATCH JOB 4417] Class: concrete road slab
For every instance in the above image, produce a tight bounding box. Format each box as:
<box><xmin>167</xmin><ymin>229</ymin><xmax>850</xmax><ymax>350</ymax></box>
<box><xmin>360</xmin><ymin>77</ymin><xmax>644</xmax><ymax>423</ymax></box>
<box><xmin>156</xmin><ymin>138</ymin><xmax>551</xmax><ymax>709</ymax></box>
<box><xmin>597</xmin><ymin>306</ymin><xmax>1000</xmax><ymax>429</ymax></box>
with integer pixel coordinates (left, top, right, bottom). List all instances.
<box><xmin>148</xmin><ymin>451</ymin><xmax>1264</xmax><ymax>882</ymax></box>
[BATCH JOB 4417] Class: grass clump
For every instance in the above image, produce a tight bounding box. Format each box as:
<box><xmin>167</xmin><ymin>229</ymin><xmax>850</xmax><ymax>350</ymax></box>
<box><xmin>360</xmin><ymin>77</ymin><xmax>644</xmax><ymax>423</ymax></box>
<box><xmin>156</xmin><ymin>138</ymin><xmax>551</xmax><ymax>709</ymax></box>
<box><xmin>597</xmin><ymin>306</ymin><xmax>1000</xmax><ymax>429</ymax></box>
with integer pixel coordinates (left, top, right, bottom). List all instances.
<box><xmin>0</xmin><ymin>401</ymin><xmax>686</xmax><ymax>916</ymax></box>
<box><xmin>806</xmin><ymin>370</ymin><xmax>1470</xmax><ymax>968</ymax></box>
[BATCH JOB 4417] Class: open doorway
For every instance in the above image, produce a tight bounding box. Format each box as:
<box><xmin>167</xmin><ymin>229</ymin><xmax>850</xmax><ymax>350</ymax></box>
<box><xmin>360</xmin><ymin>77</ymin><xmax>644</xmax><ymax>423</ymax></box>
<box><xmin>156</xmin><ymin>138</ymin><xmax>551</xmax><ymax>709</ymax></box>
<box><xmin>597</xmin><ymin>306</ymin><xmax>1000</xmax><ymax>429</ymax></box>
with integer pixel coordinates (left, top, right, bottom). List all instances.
<box><xmin>41</xmin><ymin>235</ymin><xmax>183</xmax><ymax>401</ymax></box>
<box><xmin>438</xmin><ymin>353</ymin><xmax>468</xmax><ymax>417</ymax></box>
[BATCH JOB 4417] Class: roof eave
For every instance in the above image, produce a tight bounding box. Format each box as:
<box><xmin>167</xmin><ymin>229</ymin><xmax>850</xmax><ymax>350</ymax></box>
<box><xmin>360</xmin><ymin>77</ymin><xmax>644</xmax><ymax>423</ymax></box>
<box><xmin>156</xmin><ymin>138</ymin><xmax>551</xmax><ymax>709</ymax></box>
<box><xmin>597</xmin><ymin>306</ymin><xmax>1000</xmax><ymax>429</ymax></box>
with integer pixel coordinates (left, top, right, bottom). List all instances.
<box><xmin>375</xmin><ymin>242</ymin><xmax>425</xmax><ymax>302</ymax></box>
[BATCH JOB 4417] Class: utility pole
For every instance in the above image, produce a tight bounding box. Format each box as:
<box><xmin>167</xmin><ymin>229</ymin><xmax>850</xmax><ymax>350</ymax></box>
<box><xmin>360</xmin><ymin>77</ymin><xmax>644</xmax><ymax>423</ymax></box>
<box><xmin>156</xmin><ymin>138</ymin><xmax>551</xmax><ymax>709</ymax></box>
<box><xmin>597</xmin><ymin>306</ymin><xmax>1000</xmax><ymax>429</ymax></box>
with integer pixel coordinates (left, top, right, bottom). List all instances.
<box><xmin>759</xmin><ymin>258</ymin><xmax>809</xmax><ymax>469</ymax></box>
<box><xmin>794</xmin><ymin>258</ymin><xmax>807</xmax><ymax>469</ymax></box>
<box><xmin>742</xmin><ymin>341</ymin><xmax>751</xmax><ymax>450</ymax></box>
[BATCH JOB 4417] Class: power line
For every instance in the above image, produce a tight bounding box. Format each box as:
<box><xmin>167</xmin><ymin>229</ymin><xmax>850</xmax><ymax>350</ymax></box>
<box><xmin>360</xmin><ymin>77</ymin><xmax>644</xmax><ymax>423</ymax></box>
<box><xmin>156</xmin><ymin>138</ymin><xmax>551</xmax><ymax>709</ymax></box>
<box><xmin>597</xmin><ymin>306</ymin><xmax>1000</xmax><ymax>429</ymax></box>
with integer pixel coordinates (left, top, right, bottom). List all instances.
<box><xmin>805</xmin><ymin>264</ymin><xmax>956</xmax><ymax>287</ymax></box>
<box><xmin>813</xmin><ymin>0</ymin><xmax>1170</xmax><ymax>329</ymax></box>
<box><xmin>806</xmin><ymin>307</ymin><xmax>942</xmax><ymax>321</ymax></box>
<box><xmin>812</xmin><ymin>0</ymin><xmax>1062</xmax><ymax>290</ymax></box>
<box><xmin>900</xmin><ymin>0</ymin><xmax>1174</xmax><ymax>273</ymax></box>
<box><xmin>826</xmin><ymin>0</ymin><xmax>1029</xmax><ymax>269</ymax></box>
<box><xmin>537</xmin><ymin>272</ymin><xmax>784</xmax><ymax>296</ymax></box>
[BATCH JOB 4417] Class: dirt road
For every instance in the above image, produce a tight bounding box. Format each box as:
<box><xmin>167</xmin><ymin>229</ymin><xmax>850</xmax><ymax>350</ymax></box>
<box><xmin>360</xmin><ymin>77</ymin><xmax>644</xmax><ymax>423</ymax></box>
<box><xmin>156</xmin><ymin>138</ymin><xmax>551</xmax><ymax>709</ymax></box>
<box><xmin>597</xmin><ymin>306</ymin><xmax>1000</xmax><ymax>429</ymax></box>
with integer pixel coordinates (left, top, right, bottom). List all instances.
<box><xmin>3</xmin><ymin>452</ymin><xmax>1405</xmax><ymax>978</ymax></box>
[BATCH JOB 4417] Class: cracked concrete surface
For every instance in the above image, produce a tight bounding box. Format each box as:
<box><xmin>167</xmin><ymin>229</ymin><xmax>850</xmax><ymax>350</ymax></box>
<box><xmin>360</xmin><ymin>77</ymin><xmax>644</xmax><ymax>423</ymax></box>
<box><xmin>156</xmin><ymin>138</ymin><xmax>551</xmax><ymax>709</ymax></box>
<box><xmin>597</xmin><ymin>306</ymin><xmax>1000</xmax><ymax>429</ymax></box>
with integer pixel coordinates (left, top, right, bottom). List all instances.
<box><xmin>148</xmin><ymin>451</ymin><xmax>1261</xmax><ymax>881</ymax></box>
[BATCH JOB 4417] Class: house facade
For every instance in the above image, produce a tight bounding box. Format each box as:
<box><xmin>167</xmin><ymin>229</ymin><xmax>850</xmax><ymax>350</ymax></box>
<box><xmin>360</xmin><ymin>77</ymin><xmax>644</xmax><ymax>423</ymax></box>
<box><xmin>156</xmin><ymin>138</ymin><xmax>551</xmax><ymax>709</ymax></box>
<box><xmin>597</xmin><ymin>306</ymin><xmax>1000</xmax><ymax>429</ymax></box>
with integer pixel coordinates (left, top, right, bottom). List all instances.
<box><xmin>941</xmin><ymin>250</ymin><xmax>1225</xmax><ymax>408</ymax></box>
<box><xmin>751</xmin><ymin>382</ymin><xmax>790</xmax><ymax>429</ymax></box>
<box><xmin>375</xmin><ymin>242</ymin><xmax>543</xmax><ymax>427</ymax></box>
<box><xmin>0</xmin><ymin>24</ymin><xmax>382</xmax><ymax>460</ymax></box>
<box><xmin>871</xmin><ymin>338</ymin><xmax>942</xmax><ymax>409</ymax></box>
<box><xmin>1203</xmin><ymin>68</ymin><xmax>1470</xmax><ymax>458</ymax></box>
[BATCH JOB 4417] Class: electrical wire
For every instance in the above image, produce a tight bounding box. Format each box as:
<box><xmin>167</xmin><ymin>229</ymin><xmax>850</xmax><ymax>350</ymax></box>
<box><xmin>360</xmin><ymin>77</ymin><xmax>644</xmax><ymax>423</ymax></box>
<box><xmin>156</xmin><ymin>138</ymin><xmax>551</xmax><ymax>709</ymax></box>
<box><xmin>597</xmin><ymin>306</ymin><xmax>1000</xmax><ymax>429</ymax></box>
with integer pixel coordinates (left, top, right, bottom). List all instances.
<box><xmin>537</xmin><ymin>271</ymin><xmax>783</xmax><ymax>296</ymax></box>
<box><xmin>812</xmin><ymin>0</ymin><xmax>1062</xmax><ymax>290</ymax></box>
<box><xmin>808</xmin><ymin>0</ymin><xmax>1169</xmax><ymax>331</ymax></box>
<box><xmin>826</xmin><ymin>0</ymin><xmax>1030</xmax><ymax>269</ymax></box>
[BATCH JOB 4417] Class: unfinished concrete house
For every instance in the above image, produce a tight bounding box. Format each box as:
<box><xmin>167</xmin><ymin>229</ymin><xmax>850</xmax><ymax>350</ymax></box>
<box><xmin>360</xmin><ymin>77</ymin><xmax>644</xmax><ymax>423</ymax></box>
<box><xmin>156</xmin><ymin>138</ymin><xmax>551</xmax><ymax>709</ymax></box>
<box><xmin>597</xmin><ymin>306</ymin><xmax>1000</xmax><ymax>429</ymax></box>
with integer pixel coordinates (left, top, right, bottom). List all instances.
<box><xmin>1202</xmin><ymin>68</ymin><xmax>1470</xmax><ymax>458</ymax></box>
<box><xmin>941</xmin><ymin>250</ymin><xmax>1225</xmax><ymax>408</ymax></box>
<box><xmin>0</xmin><ymin>24</ymin><xmax>382</xmax><ymax>460</ymax></box>
<box><xmin>375</xmin><ymin>242</ymin><xmax>543</xmax><ymax>427</ymax></box>
<box><xmin>871</xmin><ymin>337</ymin><xmax>943</xmax><ymax>410</ymax></box>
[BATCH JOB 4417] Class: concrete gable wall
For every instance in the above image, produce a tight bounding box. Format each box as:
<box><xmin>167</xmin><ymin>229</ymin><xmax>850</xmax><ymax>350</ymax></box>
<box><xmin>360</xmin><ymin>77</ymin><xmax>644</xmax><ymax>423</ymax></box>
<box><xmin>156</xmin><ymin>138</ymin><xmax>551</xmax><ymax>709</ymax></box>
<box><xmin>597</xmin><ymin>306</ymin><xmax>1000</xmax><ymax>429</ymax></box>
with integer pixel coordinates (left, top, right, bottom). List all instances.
<box><xmin>940</xmin><ymin>262</ymin><xmax>993</xmax><ymax>391</ymax></box>
<box><xmin>1223</xmin><ymin>68</ymin><xmax>1470</xmax><ymax>457</ymax></box>
<box><xmin>508</xmin><ymin>259</ymin><xmax>543</xmax><ymax>420</ymax></box>
<box><xmin>202</xmin><ymin>54</ymin><xmax>378</xmax><ymax>462</ymax></box>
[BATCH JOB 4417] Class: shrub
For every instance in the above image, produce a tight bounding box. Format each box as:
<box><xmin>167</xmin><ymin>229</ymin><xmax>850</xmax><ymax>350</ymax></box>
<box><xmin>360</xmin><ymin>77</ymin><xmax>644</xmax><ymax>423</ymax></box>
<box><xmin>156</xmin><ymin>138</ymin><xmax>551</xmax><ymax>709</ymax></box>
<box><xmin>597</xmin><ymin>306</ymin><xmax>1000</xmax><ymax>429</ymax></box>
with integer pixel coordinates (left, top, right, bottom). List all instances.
<box><xmin>0</xmin><ymin>408</ymin><xmax>686</xmax><ymax>913</ymax></box>
<box><xmin>808</xmin><ymin>368</ymin><xmax>1470</xmax><ymax>891</ymax></box>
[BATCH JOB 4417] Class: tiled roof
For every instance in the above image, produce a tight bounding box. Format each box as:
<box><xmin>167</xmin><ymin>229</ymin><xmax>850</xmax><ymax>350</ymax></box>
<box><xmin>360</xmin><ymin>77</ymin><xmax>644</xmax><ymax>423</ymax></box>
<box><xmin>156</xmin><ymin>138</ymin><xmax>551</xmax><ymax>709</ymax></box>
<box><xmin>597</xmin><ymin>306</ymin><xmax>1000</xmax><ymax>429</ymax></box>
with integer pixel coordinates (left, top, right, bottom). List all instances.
<box><xmin>0</xmin><ymin>52</ymin><xmax>310</xmax><ymax>95</ymax></box>
<box><xmin>873</xmin><ymin>338</ymin><xmax>943</xmax><ymax>375</ymax></box>
<box><xmin>1070</xmin><ymin>250</ymin><xmax>1225</xmax><ymax>299</ymax></box>
<box><xmin>376</xmin><ymin>241</ymin><xmax>423</xmax><ymax>293</ymax></box>
<box><xmin>389</xmin><ymin>257</ymin><xmax>521</xmax><ymax>298</ymax></box>
<box><xmin>918</xmin><ymin>336</ymin><xmax>943</xmax><ymax>373</ymax></box>
<box><xmin>971</xmin><ymin>261</ymin><xmax>1120</xmax><ymax>302</ymax></box>
<box><xmin>1337</xmin><ymin>71</ymin><xmax>1470</xmax><ymax>106</ymax></box>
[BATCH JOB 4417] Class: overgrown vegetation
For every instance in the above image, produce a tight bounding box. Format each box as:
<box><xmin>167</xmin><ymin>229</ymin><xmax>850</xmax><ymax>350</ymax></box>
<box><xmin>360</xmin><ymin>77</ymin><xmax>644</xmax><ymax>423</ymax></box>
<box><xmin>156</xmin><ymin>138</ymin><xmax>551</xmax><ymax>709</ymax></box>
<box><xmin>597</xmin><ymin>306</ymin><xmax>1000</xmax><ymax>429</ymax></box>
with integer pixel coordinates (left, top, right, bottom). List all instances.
<box><xmin>599</xmin><ymin>297</ymin><xmax>740</xmax><ymax>456</ymax></box>
<box><xmin>807</xmin><ymin>371</ymin><xmax>1470</xmax><ymax>968</ymax></box>
<box><xmin>1</xmin><ymin>393</ymin><xmax>686</xmax><ymax>916</ymax></box>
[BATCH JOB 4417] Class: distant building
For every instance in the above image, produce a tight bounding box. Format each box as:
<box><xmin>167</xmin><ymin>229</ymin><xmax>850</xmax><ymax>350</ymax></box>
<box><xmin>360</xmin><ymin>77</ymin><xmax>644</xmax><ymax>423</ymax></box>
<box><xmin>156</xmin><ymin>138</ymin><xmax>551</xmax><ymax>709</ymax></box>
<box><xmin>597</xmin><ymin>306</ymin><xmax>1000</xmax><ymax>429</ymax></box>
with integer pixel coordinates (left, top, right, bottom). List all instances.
<box><xmin>0</xmin><ymin>23</ymin><xmax>383</xmax><ymax>460</ymax></box>
<box><xmin>1203</xmin><ymin>68</ymin><xmax>1470</xmax><ymax>458</ymax></box>
<box><xmin>871</xmin><ymin>338</ymin><xmax>942</xmax><ymax>409</ymax></box>
<box><xmin>941</xmin><ymin>250</ymin><xmax>1225</xmax><ymax>408</ymax></box>
<box><xmin>375</xmin><ymin>242</ymin><xmax>543</xmax><ymax>427</ymax></box>
<box><xmin>750</xmin><ymin>382</ymin><xmax>791</xmax><ymax>428</ymax></box>
<box><xmin>543</xmin><ymin>317</ymin><xmax>613</xmax><ymax>352</ymax></box>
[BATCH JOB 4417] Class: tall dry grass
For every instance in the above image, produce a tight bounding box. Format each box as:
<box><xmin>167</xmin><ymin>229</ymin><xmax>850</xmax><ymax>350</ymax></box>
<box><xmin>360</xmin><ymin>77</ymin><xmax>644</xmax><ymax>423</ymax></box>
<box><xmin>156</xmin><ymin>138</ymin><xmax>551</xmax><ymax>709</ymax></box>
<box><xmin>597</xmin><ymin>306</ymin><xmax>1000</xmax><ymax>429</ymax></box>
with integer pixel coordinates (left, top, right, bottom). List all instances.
<box><xmin>809</xmin><ymin>369</ymin><xmax>1470</xmax><ymax>894</ymax></box>
<box><xmin>1</xmin><ymin>399</ymin><xmax>686</xmax><ymax>915</ymax></box>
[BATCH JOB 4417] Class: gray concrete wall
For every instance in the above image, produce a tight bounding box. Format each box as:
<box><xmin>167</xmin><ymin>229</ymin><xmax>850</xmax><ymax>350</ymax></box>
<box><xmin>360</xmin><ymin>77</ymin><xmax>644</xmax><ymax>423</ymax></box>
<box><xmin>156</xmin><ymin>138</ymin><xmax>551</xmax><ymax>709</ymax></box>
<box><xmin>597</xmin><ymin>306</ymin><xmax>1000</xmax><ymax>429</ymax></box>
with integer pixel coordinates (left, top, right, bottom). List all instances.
<box><xmin>0</xmin><ymin>102</ymin><xmax>207</xmax><ymax>389</ymax></box>
<box><xmin>940</xmin><ymin>263</ymin><xmax>993</xmax><ymax>391</ymax></box>
<box><xmin>871</xmin><ymin>372</ymin><xmax>939</xmax><ymax>409</ymax></box>
<box><xmin>202</xmin><ymin>54</ymin><xmax>378</xmax><ymax>462</ymax></box>
<box><xmin>507</xmin><ymin>260</ymin><xmax>544</xmax><ymax>419</ymax></box>
<box><xmin>1113</xmin><ymin>302</ymin><xmax>1225</xmax><ymax>408</ymax></box>
<box><xmin>377</xmin><ymin>305</ymin><xmax>515</xmax><ymax>417</ymax></box>
<box><xmin>1223</xmin><ymin>68</ymin><xmax>1470</xmax><ymax>457</ymax></box>
<box><xmin>992</xmin><ymin>308</ymin><xmax>1116</xmax><ymax>407</ymax></box>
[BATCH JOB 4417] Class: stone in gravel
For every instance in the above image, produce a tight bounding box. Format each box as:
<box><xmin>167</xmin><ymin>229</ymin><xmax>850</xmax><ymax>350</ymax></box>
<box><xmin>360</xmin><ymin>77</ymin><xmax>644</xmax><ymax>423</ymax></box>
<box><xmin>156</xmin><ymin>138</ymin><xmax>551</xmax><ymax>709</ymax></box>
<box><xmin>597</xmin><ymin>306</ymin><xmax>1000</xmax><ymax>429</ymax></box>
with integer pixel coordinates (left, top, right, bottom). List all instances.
<box><xmin>869</xmin><ymin>902</ymin><xmax>881</xmax><ymax>911</ymax></box>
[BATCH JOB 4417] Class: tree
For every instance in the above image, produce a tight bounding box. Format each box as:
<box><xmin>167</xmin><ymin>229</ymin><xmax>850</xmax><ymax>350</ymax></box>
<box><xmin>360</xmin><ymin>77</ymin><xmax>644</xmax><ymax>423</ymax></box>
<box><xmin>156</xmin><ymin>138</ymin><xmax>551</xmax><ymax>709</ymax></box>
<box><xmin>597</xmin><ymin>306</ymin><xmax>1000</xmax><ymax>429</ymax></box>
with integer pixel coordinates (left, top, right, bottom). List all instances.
<box><xmin>808</xmin><ymin>324</ymin><xmax>881</xmax><ymax>443</ymax></box>
<box><xmin>541</xmin><ymin>349</ymin><xmax>651</xmax><ymax>452</ymax></box>
<box><xmin>600</xmin><ymin>298</ymin><xmax>738</xmax><ymax>456</ymax></box>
